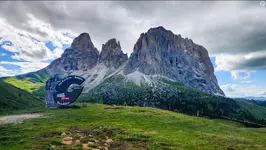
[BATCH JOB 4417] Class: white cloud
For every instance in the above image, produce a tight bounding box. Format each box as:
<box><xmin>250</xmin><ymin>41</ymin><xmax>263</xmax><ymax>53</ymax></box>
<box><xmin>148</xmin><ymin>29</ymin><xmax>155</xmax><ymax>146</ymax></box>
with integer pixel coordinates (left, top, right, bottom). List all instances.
<box><xmin>231</xmin><ymin>71</ymin><xmax>251</xmax><ymax>80</ymax></box>
<box><xmin>215</xmin><ymin>52</ymin><xmax>266</xmax><ymax>72</ymax></box>
<box><xmin>51</xmin><ymin>48</ymin><xmax>64</xmax><ymax>58</ymax></box>
<box><xmin>0</xmin><ymin>13</ymin><xmax>74</xmax><ymax>77</ymax></box>
<box><xmin>0</xmin><ymin>66</ymin><xmax>11</xmax><ymax>77</ymax></box>
<box><xmin>0</xmin><ymin>66</ymin><xmax>18</xmax><ymax>77</ymax></box>
<box><xmin>0</xmin><ymin>14</ymin><xmax>75</xmax><ymax>62</ymax></box>
<box><xmin>0</xmin><ymin>61</ymin><xmax>49</xmax><ymax>75</ymax></box>
<box><xmin>221</xmin><ymin>84</ymin><xmax>266</xmax><ymax>97</ymax></box>
<box><xmin>215</xmin><ymin>51</ymin><xmax>266</xmax><ymax>80</ymax></box>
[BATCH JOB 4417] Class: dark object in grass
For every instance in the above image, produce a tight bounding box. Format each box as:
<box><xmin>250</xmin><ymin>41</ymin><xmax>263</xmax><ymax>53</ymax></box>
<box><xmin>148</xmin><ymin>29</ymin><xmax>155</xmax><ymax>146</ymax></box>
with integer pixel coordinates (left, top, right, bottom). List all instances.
<box><xmin>104</xmin><ymin>106</ymin><xmax>124</xmax><ymax>110</ymax></box>
<box><xmin>57</xmin><ymin>105</ymin><xmax>81</xmax><ymax>109</ymax></box>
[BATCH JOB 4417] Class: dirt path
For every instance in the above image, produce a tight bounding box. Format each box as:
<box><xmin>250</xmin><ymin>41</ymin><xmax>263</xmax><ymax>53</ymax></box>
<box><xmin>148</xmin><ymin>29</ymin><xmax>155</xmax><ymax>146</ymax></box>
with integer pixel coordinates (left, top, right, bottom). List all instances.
<box><xmin>0</xmin><ymin>113</ymin><xmax>43</xmax><ymax>125</ymax></box>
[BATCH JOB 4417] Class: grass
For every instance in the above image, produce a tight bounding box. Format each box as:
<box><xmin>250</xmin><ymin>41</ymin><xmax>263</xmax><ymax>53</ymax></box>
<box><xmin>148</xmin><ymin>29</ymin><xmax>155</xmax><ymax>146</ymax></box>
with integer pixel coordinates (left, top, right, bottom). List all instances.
<box><xmin>1</xmin><ymin>69</ymin><xmax>50</xmax><ymax>98</ymax></box>
<box><xmin>0</xmin><ymin>80</ymin><xmax>44</xmax><ymax>115</ymax></box>
<box><xmin>1</xmin><ymin>103</ymin><xmax>266</xmax><ymax>150</ymax></box>
<box><xmin>3</xmin><ymin>77</ymin><xmax>44</xmax><ymax>93</ymax></box>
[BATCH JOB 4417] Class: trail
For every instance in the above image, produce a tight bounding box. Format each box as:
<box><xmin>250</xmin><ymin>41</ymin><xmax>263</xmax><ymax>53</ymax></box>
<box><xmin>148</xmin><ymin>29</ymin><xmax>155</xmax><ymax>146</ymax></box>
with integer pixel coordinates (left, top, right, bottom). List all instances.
<box><xmin>0</xmin><ymin>113</ymin><xmax>43</xmax><ymax>125</ymax></box>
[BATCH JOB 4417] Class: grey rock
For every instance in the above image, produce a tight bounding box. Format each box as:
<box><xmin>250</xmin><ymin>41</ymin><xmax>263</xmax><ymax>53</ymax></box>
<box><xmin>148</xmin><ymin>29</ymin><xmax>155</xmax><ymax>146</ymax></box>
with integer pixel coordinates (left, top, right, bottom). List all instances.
<box><xmin>43</xmin><ymin>26</ymin><xmax>224</xmax><ymax>96</ymax></box>
<box><xmin>99</xmin><ymin>38</ymin><xmax>128</xmax><ymax>69</ymax></box>
<box><xmin>124</xmin><ymin>26</ymin><xmax>224</xmax><ymax>96</ymax></box>
<box><xmin>48</xmin><ymin>33</ymin><xmax>99</xmax><ymax>74</ymax></box>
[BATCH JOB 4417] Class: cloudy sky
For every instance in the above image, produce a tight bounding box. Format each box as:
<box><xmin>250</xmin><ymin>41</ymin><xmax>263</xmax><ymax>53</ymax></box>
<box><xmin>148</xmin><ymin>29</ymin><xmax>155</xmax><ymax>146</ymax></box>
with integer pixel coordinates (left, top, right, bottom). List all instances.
<box><xmin>0</xmin><ymin>1</ymin><xmax>265</xmax><ymax>98</ymax></box>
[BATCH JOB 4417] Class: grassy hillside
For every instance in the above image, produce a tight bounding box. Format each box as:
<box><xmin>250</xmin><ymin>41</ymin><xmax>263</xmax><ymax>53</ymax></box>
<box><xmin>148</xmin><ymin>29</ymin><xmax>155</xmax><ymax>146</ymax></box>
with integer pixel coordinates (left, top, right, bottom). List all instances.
<box><xmin>81</xmin><ymin>76</ymin><xmax>266</xmax><ymax>126</ymax></box>
<box><xmin>1</xmin><ymin>104</ymin><xmax>266</xmax><ymax>150</ymax></box>
<box><xmin>0</xmin><ymin>80</ymin><xmax>44</xmax><ymax>115</ymax></box>
<box><xmin>1</xmin><ymin>69</ymin><xmax>51</xmax><ymax>99</ymax></box>
<box><xmin>234</xmin><ymin>98</ymin><xmax>266</xmax><ymax>123</ymax></box>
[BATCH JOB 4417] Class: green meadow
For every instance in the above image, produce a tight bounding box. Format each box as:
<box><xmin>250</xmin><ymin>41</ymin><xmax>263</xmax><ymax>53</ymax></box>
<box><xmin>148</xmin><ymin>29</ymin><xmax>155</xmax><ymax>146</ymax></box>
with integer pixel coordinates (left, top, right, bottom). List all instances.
<box><xmin>1</xmin><ymin>104</ymin><xmax>266</xmax><ymax>150</ymax></box>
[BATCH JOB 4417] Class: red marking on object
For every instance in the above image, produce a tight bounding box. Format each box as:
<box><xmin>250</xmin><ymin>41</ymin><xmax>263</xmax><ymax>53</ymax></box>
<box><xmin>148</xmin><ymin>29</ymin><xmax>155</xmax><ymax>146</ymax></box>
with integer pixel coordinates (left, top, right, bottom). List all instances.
<box><xmin>61</xmin><ymin>97</ymin><xmax>70</xmax><ymax>101</ymax></box>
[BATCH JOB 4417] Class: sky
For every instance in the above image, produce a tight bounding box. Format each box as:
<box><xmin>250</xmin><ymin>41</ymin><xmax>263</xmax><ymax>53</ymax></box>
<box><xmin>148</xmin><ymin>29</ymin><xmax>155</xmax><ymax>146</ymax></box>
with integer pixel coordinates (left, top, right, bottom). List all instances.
<box><xmin>0</xmin><ymin>1</ymin><xmax>265</xmax><ymax>98</ymax></box>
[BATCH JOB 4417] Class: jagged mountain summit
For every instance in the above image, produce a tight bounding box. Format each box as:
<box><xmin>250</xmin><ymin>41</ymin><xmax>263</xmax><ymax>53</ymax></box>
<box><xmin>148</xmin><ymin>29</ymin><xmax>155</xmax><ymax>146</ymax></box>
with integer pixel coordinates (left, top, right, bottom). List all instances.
<box><xmin>124</xmin><ymin>26</ymin><xmax>224</xmax><ymax>95</ymax></box>
<box><xmin>42</xmin><ymin>26</ymin><xmax>224</xmax><ymax>96</ymax></box>
<box><xmin>99</xmin><ymin>38</ymin><xmax>128</xmax><ymax>69</ymax></box>
<box><xmin>48</xmin><ymin>33</ymin><xmax>99</xmax><ymax>74</ymax></box>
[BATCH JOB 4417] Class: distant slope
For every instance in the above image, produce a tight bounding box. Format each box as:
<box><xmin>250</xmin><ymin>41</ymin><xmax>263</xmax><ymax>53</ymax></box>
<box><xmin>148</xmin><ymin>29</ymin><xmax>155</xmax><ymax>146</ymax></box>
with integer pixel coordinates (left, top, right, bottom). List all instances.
<box><xmin>1</xmin><ymin>104</ymin><xmax>266</xmax><ymax>150</ymax></box>
<box><xmin>81</xmin><ymin>75</ymin><xmax>266</xmax><ymax>125</ymax></box>
<box><xmin>0</xmin><ymin>80</ymin><xmax>44</xmax><ymax>114</ymax></box>
<box><xmin>243</xmin><ymin>96</ymin><xmax>266</xmax><ymax>101</ymax></box>
<box><xmin>1</xmin><ymin>68</ymin><xmax>51</xmax><ymax>99</ymax></box>
<box><xmin>235</xmin><ymin>98</ymin><xmax>266</xmax><ymax>121</ymax></box>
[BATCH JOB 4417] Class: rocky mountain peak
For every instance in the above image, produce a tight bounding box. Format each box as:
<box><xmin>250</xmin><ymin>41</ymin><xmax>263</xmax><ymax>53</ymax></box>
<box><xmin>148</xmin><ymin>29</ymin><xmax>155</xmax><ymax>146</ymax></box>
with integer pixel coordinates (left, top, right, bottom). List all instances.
<box><xmin>102</xmin><ymin>38</ymin><xmax>121</xmax><ymax>50</ymax></box>
<box><xmin>147</xmin><ymin>26</ymin><xmax>169</xmax><ymax>34</ymax></box>
<box><xmin>125</xmin><ymin>26</ymin><xmax>224</xmax><ymax>96</ymax></box>
<box><xmin>71</xmin><ymin>33</ymin><xmax>95</xmax><ymax>51</ymax></box>
<box><xmin>48</xmin><ymin>33</ymin><xmax>99</xmax><ymax>73</ymax></box>
<box><xmin>99</xmin><ymin>38</ymin><xmax>128</xmax><ymax>69</ymax></box>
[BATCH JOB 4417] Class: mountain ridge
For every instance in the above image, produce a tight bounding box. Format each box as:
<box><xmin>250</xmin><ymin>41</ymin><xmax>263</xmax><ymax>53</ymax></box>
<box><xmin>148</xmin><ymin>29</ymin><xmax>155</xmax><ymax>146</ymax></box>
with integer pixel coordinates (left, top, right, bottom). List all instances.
<box><xmin>41</xmin><ymin>26</ymin><xmax>225</xmax><ymax>96</ymax></box>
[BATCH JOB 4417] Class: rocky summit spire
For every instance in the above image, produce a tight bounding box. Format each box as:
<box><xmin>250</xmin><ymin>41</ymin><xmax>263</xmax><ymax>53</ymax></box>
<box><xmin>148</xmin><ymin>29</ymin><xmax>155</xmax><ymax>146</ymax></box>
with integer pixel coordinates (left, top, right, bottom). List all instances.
<box><xmin>124</xmin><ymin>26</ymin><xmax>224</xmax><ymax>96</ymax></box>
<box><xmin>99</xmin><ymin>38</ymin><xmax>128</xmax><ymax>69</ymax></box>
<box><xmin>48</xmin><ymin>33</ymin><xmax>99</xmax><ymax>73</ymax></box>
<box><xmin>71</xmin><ymin>33</ymin><xmax>95</xmax><ymax>51</ymax></box>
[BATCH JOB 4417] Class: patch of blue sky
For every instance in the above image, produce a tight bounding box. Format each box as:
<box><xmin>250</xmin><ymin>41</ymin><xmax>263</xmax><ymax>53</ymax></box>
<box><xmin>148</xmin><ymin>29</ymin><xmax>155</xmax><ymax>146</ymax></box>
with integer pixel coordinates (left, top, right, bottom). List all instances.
<box><xmin>42</xmin><ymin>60</ymin><xmax>53</xmax><ymax>64</ymax></box>
<box><xmin>63</xmin><ymin>44</ymin><xmax>70</xmax><ymax>50</ymax></box>
<box><xmin>0</xmin><ymin>46</ymin><xmax>15</xmax><ymax>62</ymax></box>
<box><xmin>0</xmin><ymin>64</ymin><xmax>20</xmax><ymax>71</ymax></box>
<box><xmin>0</xmin><ymin>45</ymin><xmax>28</xmax><ymax>63</ymax></box>
<box><xmin>248</xmin><ymin>70</ymin><xmax>266</xmax><ymax>87</ymax></box>
<box><xmin>210</xmin><ymin>57</ymin><xmax>217</xmax><ymax>68</ymax></box>
<box><xmin>45</xmin><ymin>41</ymin><xmax>57</xmax><ymax>51</ymax></box>
<box><xmin>210</xmin><ymin>57</ymin><xmax>233</xmax><ymax>86</ymax></box>
<box><xmin>62</xmin><ymin>32</ymin><xmax>76</xmax><ymax>39</ymax></box>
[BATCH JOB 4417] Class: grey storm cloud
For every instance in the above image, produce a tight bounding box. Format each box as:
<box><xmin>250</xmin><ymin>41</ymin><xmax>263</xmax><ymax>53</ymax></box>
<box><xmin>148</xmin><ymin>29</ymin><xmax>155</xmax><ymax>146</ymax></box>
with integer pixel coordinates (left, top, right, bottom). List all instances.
<box><xmin>0</xmin><ymin>1</ymin><xmax>266</xmax><ymax>71</ymax></box>
<box><xmin>234</xmin><ymin>57</ymin><xmax>266</xmax><ymax>71</ymax></box>
<box><xmin>20</xmin><ymin>48</ymin><xmax>48</xmax><ymax>60</ymax></box>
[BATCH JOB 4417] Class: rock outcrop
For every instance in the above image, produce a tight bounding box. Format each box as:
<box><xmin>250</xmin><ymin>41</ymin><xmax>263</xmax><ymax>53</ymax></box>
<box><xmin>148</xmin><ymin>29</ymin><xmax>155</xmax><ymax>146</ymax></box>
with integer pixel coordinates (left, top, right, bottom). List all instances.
<box><xmin>99</xmin><ymin>38</ymin><xmax>128</xmax><ymax>69</ymax></box>
<box><xmin>124</xmin><ymin>26</ymin><xmax>224</xmax><ymax>95</ymax></box>
<box><xmin>48</xmin><ymin>33</ymin><xmax>99</xmax><ymax>74</ymax></box>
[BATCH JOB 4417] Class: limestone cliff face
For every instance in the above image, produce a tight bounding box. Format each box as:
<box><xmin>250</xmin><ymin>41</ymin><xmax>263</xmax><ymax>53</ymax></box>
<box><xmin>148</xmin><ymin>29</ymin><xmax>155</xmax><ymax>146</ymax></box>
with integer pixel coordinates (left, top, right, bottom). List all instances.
<box><xmin>45</xmin><ymin>26</ymin><xmax>224</xmax><ymax>96</ymax></box>
<box><xmin>99</xmin><ymin>38</ymin><xmax>128</xmax><ymax>69</ymax></box>
<box><xmin>48</xmin><ymin>33</ymin><xmax>99</xmax><ymax>74</ymax></box>
<box><xmin>124</xmin><ymin>26</ymin><xmax>224</xmax><ymax>95</ymax></box>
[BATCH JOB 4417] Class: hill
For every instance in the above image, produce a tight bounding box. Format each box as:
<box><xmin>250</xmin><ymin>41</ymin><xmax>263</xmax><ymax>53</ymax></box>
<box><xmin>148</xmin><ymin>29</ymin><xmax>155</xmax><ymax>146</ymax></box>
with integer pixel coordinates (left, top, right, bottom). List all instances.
<box><xmin>1</xmin><ymin>104</ymin><xmax>266</xmax><ymax>150</ymax></box>
<box><xmin>1</xmin><ymin>68</ymin><xmax>51</xmax><ymax>99</ymax></box>
<box><xmin>0</xmin><ymin>80</ymin><xmax>44</xmax><ymax>115</ymax></box>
